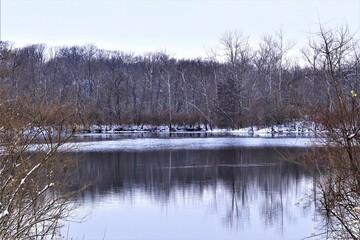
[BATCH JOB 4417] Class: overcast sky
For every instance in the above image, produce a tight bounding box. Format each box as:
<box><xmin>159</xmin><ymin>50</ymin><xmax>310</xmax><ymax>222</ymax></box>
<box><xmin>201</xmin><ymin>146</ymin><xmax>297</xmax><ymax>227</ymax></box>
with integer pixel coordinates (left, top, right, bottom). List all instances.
<box><xmin>1</xmin><ymin>0</ymin><xmax>360</xmax><ymax>59</ymax></box>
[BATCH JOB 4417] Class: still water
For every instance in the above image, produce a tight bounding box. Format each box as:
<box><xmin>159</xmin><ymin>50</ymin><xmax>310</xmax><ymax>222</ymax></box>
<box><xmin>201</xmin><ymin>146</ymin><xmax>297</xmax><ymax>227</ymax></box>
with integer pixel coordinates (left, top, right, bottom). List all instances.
<box><xmin>62</xmin><ymin>137</ymin><xmax>316</xmax><ymax>240</ymax></box>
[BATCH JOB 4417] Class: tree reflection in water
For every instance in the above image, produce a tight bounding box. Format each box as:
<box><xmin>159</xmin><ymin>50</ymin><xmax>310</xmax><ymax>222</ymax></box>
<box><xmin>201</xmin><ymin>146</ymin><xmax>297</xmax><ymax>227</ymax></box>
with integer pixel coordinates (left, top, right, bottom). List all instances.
<box><xmin>64</xmin><ymin>147</ymin><xmax>315</xmax><ymax>239</ymax></box>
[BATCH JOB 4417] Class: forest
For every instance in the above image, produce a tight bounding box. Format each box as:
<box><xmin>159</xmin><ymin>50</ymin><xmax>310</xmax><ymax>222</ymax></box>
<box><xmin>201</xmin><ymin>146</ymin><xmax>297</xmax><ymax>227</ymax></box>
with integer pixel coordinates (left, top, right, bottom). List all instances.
<box><xmin>0</xmin><ymin>26</ymin><xmax>358</xmax><ymax>130</ymax></box>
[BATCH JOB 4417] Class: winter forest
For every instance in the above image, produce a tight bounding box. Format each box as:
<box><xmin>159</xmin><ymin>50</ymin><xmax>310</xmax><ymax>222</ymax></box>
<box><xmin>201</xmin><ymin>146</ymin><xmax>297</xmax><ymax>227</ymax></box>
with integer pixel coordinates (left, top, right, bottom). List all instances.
<box><xmin>0</xmin><ymin>26</ymin><xmax>359</xmax><ymax>130</ymax></box>
<box><xmin>3</xmin><ymin>18</ymin><xmax>360</xmax><ymax>239</ymax></box>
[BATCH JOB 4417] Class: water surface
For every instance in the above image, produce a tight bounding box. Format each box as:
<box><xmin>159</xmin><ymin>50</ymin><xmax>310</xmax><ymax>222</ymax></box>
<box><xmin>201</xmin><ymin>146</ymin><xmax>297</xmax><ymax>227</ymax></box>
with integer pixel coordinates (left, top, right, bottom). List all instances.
<box><xmin>62</xmin><ymin>138</ymin><xmax>316</xmax><ymax>240</ymax></box>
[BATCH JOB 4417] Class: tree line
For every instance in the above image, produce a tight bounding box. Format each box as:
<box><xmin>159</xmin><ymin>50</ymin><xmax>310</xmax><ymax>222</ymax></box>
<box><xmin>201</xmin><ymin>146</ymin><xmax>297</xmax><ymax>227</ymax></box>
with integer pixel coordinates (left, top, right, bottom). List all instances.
<box><xmin>0</xmin><ymin>26</ymin><xmax>359</xmax><ymax>130</ymax></box>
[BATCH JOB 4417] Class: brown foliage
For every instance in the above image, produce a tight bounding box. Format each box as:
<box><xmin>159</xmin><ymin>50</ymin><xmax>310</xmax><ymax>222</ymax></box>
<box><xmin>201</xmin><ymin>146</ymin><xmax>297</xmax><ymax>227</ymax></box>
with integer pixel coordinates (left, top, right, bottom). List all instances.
<box><xmin>0</xmin><ymin>88</ymin><xmax>81</xmax><ymax>239</ymax></box>
<box><xmin>303</xmin><ymin>24</ymin><xmax>360</xmax><ymax>239</ymax></box>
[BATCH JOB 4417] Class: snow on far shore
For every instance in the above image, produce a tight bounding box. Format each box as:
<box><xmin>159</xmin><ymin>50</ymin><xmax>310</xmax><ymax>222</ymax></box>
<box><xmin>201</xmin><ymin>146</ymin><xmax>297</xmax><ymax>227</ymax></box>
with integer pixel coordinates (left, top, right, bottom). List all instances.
<box><xmin>80</xmin><ymin>121</ymin><xmax>319</xmax><ymax>136</ymax></box>
<box><xmin>61</xmin><ymin>122</ymin><xmax>321</xmax><ymax>152</ymax></box>
<box><xmin>23</xmin><ymin>121</ymin><xmax>322</xmax><ymax>152</ymax></box>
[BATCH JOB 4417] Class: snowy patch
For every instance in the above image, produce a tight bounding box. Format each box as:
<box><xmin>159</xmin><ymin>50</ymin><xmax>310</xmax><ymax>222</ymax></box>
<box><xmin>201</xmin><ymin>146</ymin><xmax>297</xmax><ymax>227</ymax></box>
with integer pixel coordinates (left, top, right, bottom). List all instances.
<box><xmin>76</xmin><ymin>121</ymin><xmax>321</xmax><ymax>137</ymax></box>
<box><xmin>79</xmin><ymin>124</ymin><xmax>211</xmax><ymax>133</ymax></box>
<box><xmin>0</xmin><ymin>209</ymin><xmax>9</xmax><ymax>218</ymax></box>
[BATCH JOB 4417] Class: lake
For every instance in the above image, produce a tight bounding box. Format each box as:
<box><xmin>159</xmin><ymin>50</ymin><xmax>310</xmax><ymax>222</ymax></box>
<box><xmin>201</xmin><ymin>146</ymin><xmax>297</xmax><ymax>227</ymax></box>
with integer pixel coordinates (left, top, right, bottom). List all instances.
<box><xmin>61</xmin><ymin>134</ymin><xmax>317</xmax><ymax>240</ymax></box>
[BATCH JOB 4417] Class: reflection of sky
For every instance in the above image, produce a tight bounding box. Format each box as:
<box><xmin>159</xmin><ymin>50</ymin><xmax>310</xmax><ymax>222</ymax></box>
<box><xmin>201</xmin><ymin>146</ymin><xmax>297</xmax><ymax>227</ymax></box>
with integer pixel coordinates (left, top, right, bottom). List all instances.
<box><xmin>62</xmin><ymin>137</ymin><xmax>319</xmax><ymax>152</ymax></box>
<box><xmin>64</xmin><ymin>176</ymin><xmax>315</xmax><ymax>240</ymax></box>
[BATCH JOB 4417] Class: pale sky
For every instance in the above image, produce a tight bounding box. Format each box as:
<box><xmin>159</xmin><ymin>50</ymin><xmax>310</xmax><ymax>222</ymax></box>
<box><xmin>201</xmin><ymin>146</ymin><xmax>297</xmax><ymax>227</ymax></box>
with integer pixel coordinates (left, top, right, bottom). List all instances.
<box><xmin>1</xmin><ymin>0</ymin><xmax>360</xmax><ymax>59</ymax></box>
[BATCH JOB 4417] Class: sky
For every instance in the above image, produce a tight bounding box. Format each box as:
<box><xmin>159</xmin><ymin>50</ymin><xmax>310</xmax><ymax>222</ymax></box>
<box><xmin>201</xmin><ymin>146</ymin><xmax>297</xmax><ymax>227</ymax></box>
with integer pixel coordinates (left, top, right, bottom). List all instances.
<box><xmin>1</xmin><ymin>0</ymin><xmax>360</xmax><ymax>59</ymax></box>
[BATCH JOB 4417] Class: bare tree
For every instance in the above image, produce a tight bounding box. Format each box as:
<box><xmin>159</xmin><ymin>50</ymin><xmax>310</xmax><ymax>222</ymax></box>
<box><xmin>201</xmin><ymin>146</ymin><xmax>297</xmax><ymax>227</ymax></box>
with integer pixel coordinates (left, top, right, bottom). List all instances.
<box><xmin>0</xmin><ymin>88</ymin><xmax>80</xmax><ymax>239</ymax></box>
<box><xmin>159</xmin><ymin>53</ymin><xmax>175</xmax><ymax>130</ymax></box>
<box><xmin>304</xmin><ymin>24</ymin><xmax>360</xmax><ymax>239</ymax></box>
<box><xmin>220</xmin><ymin>30</ymin><xmax>252</xmax><ymax>122</ymax></box>
<box><xmin>302</xmin><ymin>24</ymin><xmax>355</xmax><ymax>112</ymax></box>
<box><xmin>253</xmin><ymin>30</ymin><xmax>294</xmax><ymax>125</ymax></box>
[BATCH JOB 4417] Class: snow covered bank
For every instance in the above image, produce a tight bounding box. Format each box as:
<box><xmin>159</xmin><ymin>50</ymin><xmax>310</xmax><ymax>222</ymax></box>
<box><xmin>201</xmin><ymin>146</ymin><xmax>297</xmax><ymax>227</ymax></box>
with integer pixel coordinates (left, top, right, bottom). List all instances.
<box><xmin>78</xmin><ymin>121</ymin><xmax>320</xmax><ymax>136</ymax></box>
<box><xmin>78</xmin><ymin>124</ymin><xmax>209</xmax><ymax>133</ymax></box>
<box><xmin>21</xmin><ymin>121</ymin><xmax>323</xmax><ymax>153</ymax></box>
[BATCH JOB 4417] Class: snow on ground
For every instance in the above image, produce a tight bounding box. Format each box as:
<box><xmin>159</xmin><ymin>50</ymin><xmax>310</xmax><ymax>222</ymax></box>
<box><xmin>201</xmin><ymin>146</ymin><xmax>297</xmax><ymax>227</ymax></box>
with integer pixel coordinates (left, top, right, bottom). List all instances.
<box><xmin>81</xmin><ymin>121</ymin><xmax>320</xmax><ymax>135</ymax></box>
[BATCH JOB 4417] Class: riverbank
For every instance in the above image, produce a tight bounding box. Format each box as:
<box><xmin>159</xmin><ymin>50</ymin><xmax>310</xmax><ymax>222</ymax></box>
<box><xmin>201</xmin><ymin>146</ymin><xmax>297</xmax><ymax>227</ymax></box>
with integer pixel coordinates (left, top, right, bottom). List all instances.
<box><xmin>77</xmin><ymin>121</ymin><xmax>319</xmax><ymax>136</ymax></box>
